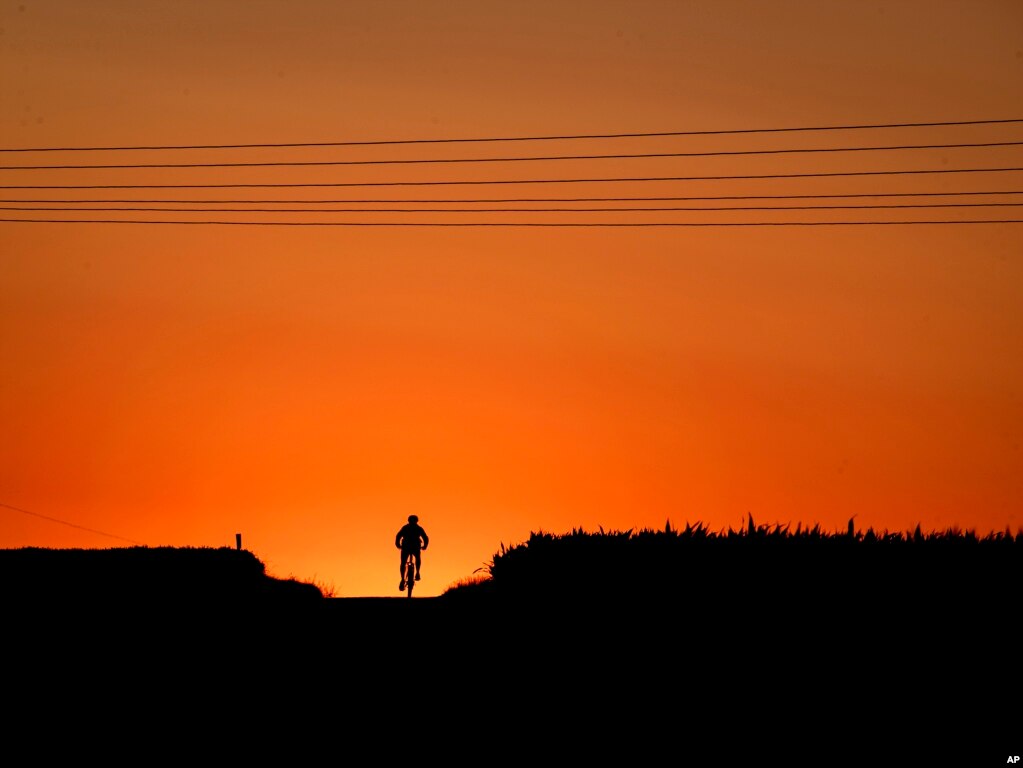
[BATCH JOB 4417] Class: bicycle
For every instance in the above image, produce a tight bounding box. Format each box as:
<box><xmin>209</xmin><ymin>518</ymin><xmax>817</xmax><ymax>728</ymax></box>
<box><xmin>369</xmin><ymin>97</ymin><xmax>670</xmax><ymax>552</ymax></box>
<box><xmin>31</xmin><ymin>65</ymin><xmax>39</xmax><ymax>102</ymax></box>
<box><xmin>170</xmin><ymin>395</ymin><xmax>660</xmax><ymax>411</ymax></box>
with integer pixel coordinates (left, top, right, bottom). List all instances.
<box><xmin>401</xmin><ymin>551</ymin><xmax>417</xmax><ymax>598</ymax></box>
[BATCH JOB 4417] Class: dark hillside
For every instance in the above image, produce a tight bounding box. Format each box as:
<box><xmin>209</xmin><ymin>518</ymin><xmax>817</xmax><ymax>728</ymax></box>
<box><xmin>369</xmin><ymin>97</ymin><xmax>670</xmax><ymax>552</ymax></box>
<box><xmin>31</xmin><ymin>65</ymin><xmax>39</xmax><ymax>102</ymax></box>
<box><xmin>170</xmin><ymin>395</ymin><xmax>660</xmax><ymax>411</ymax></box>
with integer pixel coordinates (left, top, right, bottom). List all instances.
<box><xmin>439</xmin><ymin>519</ymin><xmax>1023</xmax><ymax>639</ymax></box>
<box><xmin>445</xmin><ymin>519</ymin><xmax>1022</xmax><ymax>600</ymax></box>
<box><xmin>0</xmin><ymin>545</ymin><xmax>325</xmax><ymax>604</ymax></box>
<box><xmin>430</xmin><ymin>517</ymin><xmax>1020</xmax><ymax>730</ymax></box>
<box><xmin>3</xmin><ymin>525</ymin><xmax>1017</xmax><ymax>750</ymax></box>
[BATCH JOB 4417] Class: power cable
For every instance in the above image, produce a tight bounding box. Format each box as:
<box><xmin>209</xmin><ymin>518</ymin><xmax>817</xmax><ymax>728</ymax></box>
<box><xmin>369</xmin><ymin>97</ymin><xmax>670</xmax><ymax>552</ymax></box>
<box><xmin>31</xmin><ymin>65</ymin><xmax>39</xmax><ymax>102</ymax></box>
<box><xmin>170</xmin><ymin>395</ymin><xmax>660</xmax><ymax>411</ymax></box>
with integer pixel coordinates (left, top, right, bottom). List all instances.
<box><xmin>3</xmin><ymin>218</ymin><xmax>1021</xmax><ymax>227</ymax></box>
<box><xmin>0</xmin><ymin>501</ymin><xmax>144</xmax><ymax>545</ymax></box>
<box><xmin>2</xmin><ymin>191</ymin><xmax>1021</xmax><ymax>204</ymax></box>
<box><xmin>3</xmin><ymin>117</ymin><xmax>1021</xmax><ymax>152</ymax></box>
<box><xmin>4</xmin><ymin>166</ymin><xmax>1021</xmax><ymax>190</ymax></box>
<box><xmin>3</xmin><ymin>141</ymin><xmax>1021</xmax><ymax>171</ymax></box>
<box><xmin>3</xmin><ymin>203</ymin><xmax>1021</xmax><ymax>213</ymax></box>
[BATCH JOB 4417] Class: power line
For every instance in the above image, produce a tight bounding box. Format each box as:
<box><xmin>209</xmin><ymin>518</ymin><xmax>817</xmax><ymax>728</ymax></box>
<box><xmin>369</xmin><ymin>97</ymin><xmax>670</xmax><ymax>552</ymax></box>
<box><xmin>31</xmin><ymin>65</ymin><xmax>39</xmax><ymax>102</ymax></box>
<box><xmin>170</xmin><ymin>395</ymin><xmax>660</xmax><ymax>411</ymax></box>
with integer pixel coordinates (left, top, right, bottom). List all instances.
<box><xmin>2</xmin><ymin>191</ymin><xmax>1021</xmax><ymax>204</ymax></box>
<box><xmin>4</xmin><ymin>166</ymin><xmax>1021</xmax><ymax>189</ymax></box>
<box><xmin>4</xmin><ymin>203</ymin><xmax>1022</xmax><ymax>213</ymax></box>
<box><xmin>4</xmin><ymin>141</ymin><xmax>1021</xmax><ymax>171</ymax></box>
<box><xmin>2</xmin><ymin>118</ymin><xmax>1021</xmax><ymax>152</ymax></box>
<box><xmin>0</xmin><ymin>501</ymin><xmax>144</xmax><ymax>545</ymax></box>
<box><xmin>3</xmin><ymin>218</ymin><xmax>1021</xmax><ymax>226</ymax></box>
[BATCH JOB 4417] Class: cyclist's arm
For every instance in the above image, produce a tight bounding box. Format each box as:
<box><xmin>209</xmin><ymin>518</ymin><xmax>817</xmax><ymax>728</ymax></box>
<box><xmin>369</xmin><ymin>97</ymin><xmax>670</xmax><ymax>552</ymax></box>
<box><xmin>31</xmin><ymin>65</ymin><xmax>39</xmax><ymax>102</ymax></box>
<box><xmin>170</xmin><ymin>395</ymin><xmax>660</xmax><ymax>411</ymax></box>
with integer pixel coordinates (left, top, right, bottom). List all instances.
<box><xmin>421</xmin><ymin>531</ymin><xmax>429</xmax><ymax>549</ymax></box>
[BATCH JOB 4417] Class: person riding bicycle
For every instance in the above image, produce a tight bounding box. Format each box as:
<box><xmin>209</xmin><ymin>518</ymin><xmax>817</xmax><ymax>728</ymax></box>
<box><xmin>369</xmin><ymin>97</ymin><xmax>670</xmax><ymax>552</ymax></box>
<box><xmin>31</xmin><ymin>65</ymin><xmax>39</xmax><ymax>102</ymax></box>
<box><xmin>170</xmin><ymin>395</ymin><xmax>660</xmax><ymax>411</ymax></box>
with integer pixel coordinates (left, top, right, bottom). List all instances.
<box><xmin>396</xmin><ymin>514</ymin><xmax>429</xmax><ymax>591</ymax></box>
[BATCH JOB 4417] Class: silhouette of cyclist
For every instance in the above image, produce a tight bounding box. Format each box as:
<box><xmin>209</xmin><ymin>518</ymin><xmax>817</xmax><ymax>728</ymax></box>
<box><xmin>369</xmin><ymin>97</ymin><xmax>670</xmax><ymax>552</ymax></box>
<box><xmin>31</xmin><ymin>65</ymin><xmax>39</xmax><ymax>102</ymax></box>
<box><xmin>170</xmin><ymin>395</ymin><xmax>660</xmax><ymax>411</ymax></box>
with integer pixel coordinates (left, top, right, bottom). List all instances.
<box><xmin>396</xmin><ymin>514</ymin><xmax>429</xmax><ymax>591</ymax></box>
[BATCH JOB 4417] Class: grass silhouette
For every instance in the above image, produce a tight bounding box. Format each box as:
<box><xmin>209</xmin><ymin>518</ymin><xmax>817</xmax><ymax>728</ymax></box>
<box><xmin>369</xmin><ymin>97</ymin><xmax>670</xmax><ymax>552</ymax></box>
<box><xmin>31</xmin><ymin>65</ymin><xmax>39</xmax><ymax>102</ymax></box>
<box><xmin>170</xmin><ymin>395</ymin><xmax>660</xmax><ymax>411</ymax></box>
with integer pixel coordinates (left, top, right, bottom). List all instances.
<box><xmin>2</xmin><ymin>516</ymin><xmax>1018</xmax><ymax>608</ymax></box>
<box><xmin>442</xmin><ymin>515</ymin><xmax>1022</xmax><ymax>614</ymax></box>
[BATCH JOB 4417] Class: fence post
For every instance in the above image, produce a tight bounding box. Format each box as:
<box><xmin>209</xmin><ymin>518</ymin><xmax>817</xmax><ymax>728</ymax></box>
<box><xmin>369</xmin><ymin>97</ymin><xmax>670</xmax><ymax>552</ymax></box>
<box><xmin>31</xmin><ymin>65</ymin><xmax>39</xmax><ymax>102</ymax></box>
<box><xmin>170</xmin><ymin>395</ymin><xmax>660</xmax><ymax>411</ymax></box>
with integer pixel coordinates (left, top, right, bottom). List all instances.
<box><xmin>236</xmin><ymin>533</ymin><xmax>242</xmax><ymax>550</ymax></box>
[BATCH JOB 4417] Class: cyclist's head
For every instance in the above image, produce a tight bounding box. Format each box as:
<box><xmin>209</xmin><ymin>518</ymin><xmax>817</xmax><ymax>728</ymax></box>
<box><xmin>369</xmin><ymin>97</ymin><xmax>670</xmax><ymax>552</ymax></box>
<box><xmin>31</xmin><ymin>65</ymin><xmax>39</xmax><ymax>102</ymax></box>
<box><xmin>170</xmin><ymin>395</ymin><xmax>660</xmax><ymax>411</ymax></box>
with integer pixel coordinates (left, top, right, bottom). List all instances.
<box><xmin>408</xmin><ymin>514</ymin><xmax>419</xmax><ymax>524</ymax></box>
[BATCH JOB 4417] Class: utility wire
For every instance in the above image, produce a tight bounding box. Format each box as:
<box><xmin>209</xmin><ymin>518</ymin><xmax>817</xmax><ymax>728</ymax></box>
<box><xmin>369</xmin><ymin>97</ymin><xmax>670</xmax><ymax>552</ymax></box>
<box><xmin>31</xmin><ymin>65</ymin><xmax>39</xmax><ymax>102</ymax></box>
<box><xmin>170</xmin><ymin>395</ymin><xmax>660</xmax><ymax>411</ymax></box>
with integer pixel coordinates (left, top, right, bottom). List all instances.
<box><xmin>4</xmin><ymin>203</ymin><xmax>1022</xmax><ymax>213</ymax></box>
<box><xmin>3</xmin><ymin>219</ymin><xmax>1021</xmax><ymax>226</ymax></box>
<box><xmin>4</xmin><ymin>166</ymin><xmax>1021</xmax><ymax>190</ymax></box>
<box><xmin>2</xmin><ymin>191</ymin><xmax>1021</xmax><ymax>204</ymax></box>
<box><xmin>3</xmin><ymin>141</ymin><xmax>1021</xmax><ymax>171</ymax></box>
<box><xmin>0</xmin><ymin>501</ymin><xmax>144</xmax><ymax>545</ymax></box>
<box><xmin>2</xmin><ymin>118</ymin><xmax>1021</xmax><ymax>152</ymax></box>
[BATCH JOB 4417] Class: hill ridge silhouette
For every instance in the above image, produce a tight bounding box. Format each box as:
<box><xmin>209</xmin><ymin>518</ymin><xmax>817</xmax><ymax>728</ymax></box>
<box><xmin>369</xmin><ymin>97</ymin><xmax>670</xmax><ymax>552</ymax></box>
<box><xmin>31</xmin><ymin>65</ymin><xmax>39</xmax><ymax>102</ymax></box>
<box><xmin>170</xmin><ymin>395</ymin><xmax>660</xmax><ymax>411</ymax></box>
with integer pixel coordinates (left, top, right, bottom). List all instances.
<box><xmin>3</xmin><ymin>517</ymin><xmax>1019</xmax><ymax>606</ymax></box>
<box><xmin>444</xmin><ymin>517</ymin><xmax>1022</xmax><ymax>608</ymax></box>
<box><xmin>0</xmin><ymin>544</ymin><xmax>324</xmax><ymax>603</ymax></box>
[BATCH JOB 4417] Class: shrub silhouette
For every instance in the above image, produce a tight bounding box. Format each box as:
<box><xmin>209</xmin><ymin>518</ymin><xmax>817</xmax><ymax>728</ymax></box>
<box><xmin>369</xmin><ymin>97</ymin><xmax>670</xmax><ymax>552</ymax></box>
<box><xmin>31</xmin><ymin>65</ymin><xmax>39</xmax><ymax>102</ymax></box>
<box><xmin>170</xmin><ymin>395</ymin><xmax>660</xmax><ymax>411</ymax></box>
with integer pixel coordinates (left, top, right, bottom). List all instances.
<box><xmin>445</xmin><ymin>516</ymin><xmax>1022</xmax><ymax>614</ymax></box>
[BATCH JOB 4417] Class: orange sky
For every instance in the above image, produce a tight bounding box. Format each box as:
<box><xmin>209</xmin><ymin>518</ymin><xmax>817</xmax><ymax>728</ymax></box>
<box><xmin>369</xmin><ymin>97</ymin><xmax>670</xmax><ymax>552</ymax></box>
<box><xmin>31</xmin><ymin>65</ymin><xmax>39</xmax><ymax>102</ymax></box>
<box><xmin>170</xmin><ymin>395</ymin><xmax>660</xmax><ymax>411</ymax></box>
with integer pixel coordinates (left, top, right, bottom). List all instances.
<box><xmin>2</xmin><ymin>1</ymin><xmax>1021</xmax><ymax>597</ymax></box>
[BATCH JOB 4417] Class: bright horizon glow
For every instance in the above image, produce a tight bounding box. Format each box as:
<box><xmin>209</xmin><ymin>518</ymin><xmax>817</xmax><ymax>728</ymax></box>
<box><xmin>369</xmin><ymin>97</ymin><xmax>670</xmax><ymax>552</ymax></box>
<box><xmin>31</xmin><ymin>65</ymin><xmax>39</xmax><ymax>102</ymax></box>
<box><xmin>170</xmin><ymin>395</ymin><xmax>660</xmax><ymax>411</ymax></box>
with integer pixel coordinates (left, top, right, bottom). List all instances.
<box><xmin>2</xmin><ymin>1</ymin><xmax>1021</xmax><ymax>597</ymax></box>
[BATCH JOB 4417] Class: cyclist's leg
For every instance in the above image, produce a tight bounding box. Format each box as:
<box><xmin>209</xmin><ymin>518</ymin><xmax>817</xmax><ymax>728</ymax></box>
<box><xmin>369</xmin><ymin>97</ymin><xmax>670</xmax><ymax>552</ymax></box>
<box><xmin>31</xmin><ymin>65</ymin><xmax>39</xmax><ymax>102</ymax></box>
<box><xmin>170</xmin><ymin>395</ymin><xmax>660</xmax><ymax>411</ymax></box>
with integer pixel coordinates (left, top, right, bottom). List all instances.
<box><xmin>414</xmin><ymin>551</ymin><xmax>422</xmax><ymax>580</ymax></box>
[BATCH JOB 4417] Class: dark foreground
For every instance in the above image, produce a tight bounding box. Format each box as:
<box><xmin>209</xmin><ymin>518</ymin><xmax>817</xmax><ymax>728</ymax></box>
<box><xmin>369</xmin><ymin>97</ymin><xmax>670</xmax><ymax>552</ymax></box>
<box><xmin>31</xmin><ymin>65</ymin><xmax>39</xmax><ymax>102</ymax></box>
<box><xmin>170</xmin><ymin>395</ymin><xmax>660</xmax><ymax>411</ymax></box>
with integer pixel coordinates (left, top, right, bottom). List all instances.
<box><xmin>7</xmin><ymin>586</ymin><xmax>1015</xmax><ymax>761</ymax></box>
<box><xmin>3</xmin><ymin>543</ymin><xmax>1017</xmax><ymax>760</ymax></box>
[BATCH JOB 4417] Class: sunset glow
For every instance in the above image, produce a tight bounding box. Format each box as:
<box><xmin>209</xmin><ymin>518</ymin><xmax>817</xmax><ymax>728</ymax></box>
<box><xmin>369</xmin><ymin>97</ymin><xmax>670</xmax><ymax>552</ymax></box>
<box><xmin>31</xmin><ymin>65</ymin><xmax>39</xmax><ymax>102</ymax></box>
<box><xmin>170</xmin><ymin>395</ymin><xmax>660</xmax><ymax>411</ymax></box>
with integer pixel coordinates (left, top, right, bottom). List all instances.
<box><xmin>2</xmin><ymin>1</ymin><xmax>1021</xmax><ymax>596</ymax></box>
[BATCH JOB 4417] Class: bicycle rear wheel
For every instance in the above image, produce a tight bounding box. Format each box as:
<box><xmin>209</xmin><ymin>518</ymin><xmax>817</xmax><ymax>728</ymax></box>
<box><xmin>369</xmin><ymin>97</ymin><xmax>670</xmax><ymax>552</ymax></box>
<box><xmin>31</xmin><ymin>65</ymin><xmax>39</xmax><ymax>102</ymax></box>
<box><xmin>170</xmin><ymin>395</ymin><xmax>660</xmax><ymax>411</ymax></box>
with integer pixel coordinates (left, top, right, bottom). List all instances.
<box><xmin>405</xmin><ymin>558</ymin><xmax>415</xmax><ymax>598</ymax></box>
